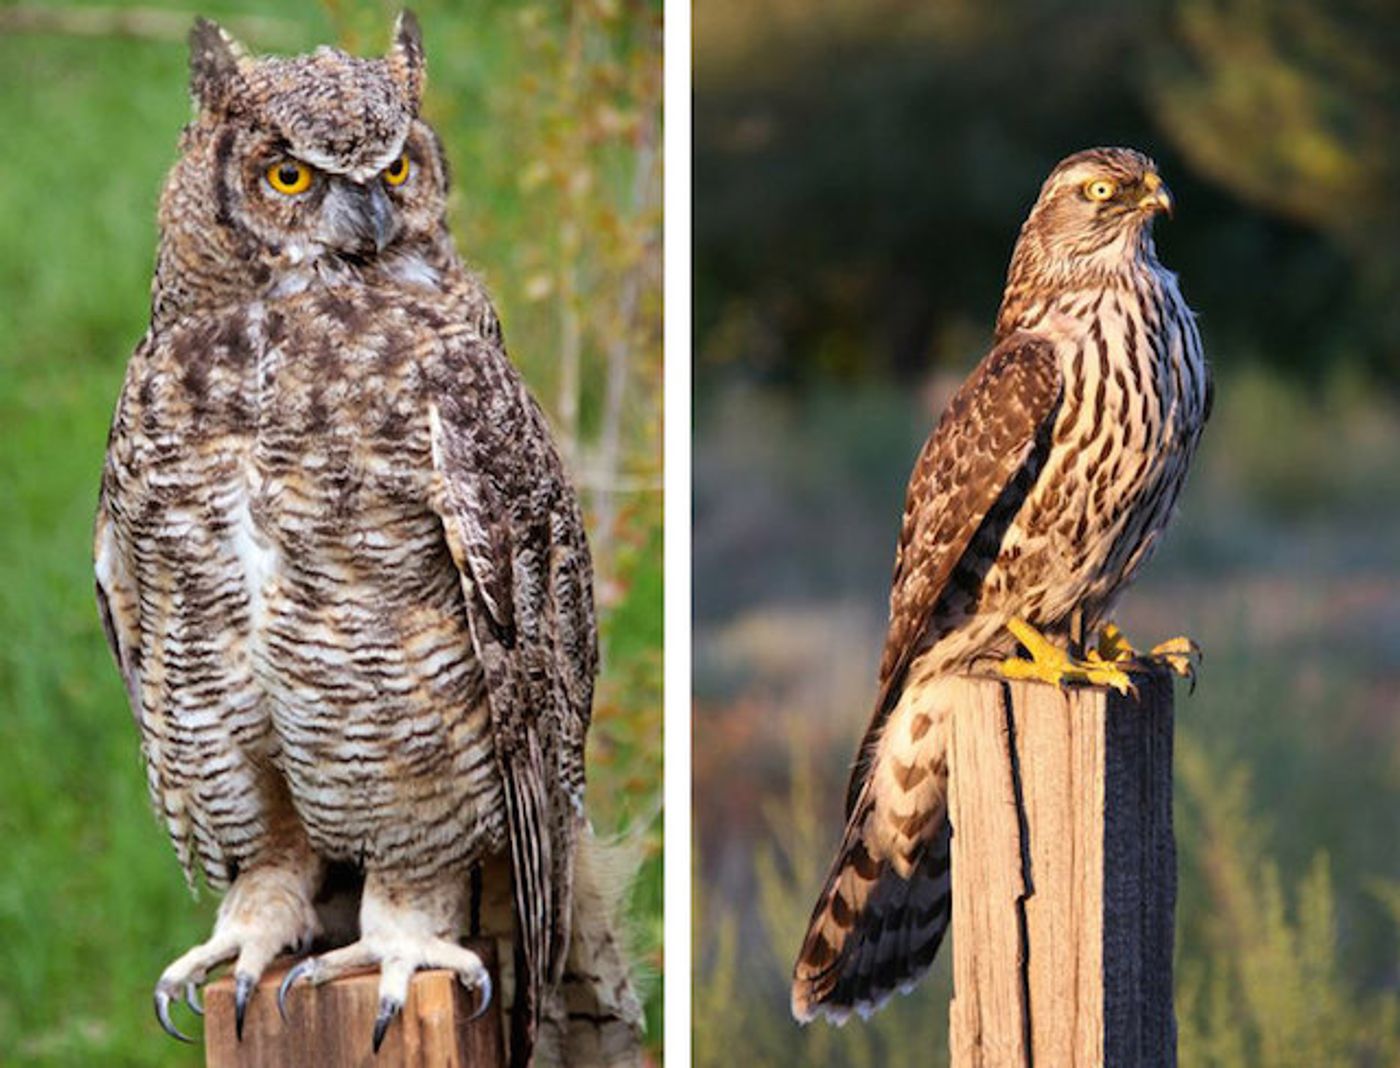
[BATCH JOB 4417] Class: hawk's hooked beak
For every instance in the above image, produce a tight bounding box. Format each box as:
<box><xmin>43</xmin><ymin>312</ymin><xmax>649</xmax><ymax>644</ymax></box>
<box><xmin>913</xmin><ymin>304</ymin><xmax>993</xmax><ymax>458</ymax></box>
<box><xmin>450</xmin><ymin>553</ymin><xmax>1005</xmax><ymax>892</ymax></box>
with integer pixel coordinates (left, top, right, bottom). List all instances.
<box><xmin>1138</xmin><ymin>172</ymin><xmax>1173</xmax><ymax>217</ymax></box>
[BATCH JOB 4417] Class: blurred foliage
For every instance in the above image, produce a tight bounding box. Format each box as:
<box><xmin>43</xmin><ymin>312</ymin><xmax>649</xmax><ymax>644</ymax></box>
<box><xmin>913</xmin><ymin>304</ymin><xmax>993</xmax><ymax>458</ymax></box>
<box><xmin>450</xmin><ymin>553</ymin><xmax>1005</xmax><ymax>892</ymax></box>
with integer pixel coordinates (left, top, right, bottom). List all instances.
<box><xmin>1175</xmin><ymin>736</ymin><xmax>1400</xmax><ymax>1067</ymax></box>
<box><xmin>696</xmin><ymin>711</ymin><xmax>1400</xmax><ymax>1067</ymax></box>
<box><xmin>695</xmin><ymin>0</ymin><xmax>1400</xmax><ymax>392</ymax></box>
<box><xmin>695</xmin><ymin>741</ymin><xmax>953</xmax><ymax>1068</ymax></box>
<box><xmin>1147</xmin><ymin>0</ymin><xmax>1399</xmax><ymax>337</ymax></box>
<box><xmin>0</xmin><ymin>0</ymin><xmax>660</xmax><ymax>1062</ymax></box>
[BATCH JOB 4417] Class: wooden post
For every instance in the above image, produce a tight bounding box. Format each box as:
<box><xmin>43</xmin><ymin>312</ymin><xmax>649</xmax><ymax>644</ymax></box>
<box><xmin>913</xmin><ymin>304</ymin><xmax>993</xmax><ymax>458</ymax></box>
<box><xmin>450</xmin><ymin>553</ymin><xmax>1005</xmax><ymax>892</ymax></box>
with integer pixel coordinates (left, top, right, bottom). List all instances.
<box><xmin>204</xmin><ymin>939</ymin><xmax>504</xmax><ymax>1068</ymax></box>
<box><xmin>947</xmin><ymin>674</ymin><xmax>1176</xmax><ymax>1067</ymax></box>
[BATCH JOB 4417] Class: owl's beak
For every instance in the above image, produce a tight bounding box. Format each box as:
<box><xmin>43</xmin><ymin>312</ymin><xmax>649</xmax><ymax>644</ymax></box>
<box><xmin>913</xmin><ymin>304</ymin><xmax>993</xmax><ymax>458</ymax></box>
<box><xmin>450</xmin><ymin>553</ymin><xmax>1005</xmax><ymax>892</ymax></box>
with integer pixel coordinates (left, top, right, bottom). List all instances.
<box><xmin>323</xmin><ymin>179</ymin><xmax>398</xmax><ymax>255</ymax></box>
<box><xmin>1138</xmin><ymin>172</ymin><xmax>1173</xmax><ymax>217</ymax></box>
<box><xmin>365</xmin><ymin>184</ymin><xmax>395</xmax><ymax>252</ymax></box>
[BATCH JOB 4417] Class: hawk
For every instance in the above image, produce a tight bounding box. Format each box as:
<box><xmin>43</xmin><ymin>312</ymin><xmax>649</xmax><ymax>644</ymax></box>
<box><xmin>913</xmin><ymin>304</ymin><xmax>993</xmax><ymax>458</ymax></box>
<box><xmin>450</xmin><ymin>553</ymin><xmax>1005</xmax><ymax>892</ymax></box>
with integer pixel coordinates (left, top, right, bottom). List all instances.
<box><xmin>94</xmin><ymin>15</ymin><xmax>640</xmax><ymax>1064</ymax></box>
<box><xmin>791</xmin><ymin>147</ymin><xmax>1211</xmax><ymax>1022</ymax></box>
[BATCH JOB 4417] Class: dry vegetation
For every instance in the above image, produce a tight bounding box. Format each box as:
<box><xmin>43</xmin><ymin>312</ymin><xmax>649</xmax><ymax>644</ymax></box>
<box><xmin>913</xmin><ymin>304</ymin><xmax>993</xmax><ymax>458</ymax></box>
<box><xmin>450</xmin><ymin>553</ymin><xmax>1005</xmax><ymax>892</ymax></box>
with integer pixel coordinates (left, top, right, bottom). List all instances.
<box><xmin>693</xmin><ymin>371</ymin><xmax>1400</xmax><ymax>1065</ymax></box>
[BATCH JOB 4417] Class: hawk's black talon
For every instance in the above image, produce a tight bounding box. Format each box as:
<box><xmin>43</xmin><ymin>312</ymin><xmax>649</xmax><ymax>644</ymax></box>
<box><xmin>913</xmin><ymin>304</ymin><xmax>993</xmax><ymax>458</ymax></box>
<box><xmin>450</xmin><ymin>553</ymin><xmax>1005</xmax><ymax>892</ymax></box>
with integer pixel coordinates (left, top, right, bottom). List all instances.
<box><xmin>278</xmin><ymin>959</ymin><xmax>315</xmax><ymax>1023</ymax></box>
<box><xmin>185</xmin><ymin>981</ymin><xmax>204</xmax><ymax>1017</ymax></box>
<box><xmin>234</xmin><ymin>973</ymin><xmax>254</xmax><ymax>1041</ymax></box>
<box><xmin>154</xmin><ymin>985</ymin><xmax>194</xmax><ymax>1043</ymax></box>
<box><xmin>466</xmin><ymin>969</ymin><xmax>493</xmax><ymax>1021</ymax></box>
<box><xmin>372</xmin><ymin>995</ymin><xmax>401</xmax><ymax>1054</ymax></box>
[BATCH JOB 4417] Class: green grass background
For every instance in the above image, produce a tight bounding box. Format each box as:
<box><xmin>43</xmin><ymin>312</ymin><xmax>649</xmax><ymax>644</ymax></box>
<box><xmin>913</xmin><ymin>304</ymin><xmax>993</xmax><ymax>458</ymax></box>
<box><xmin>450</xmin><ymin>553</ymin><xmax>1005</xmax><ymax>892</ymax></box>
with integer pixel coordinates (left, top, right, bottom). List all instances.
<box><xmin>0</xmin><ymin>1</ymin><xmax>662</xmax><ymax>1062</ymax></box>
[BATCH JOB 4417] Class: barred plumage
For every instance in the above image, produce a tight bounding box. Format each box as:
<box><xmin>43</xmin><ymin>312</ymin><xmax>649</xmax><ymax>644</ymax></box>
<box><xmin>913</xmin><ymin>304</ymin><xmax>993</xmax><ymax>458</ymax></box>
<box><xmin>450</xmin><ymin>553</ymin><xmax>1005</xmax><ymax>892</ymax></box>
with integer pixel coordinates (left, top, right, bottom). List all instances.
<box><xmin>94</xmin><ymin>15</ymin><xmax>640</xmax><ymax>1065</ymax></box>
<box><xmin>793</xmin><ymin>147</ymin><xmax>1211</xmax><ymax>1023</ymax></box>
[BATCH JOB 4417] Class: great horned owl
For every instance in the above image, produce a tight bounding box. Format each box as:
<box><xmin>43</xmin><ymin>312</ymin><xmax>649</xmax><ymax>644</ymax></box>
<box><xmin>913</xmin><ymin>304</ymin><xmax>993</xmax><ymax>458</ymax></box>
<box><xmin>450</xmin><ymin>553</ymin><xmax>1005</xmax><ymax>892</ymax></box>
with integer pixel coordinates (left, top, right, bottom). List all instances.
<box><xmin>94</xmin><ymin>14</ymin><xmax>641</xmax><ymax>1065</ymax></box>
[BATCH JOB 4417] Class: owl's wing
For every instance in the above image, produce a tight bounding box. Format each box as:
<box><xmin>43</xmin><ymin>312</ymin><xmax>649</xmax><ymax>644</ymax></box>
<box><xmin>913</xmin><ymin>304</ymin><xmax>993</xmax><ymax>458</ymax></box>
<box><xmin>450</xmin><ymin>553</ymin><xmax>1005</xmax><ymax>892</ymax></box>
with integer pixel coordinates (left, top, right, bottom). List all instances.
<box><xmin>94</xmin><ymin>340</ymin><xmax>147</xmax><ymax>713</ymax></box>
<box><xmin>428</xmin><ymin>329</ymin><xmax>595</xmax><ymax>1066</ymax></box>
<box><xmin>845</xmin><ymin>332</ymin><xmax>1062</xmax><ymax>814</ymax></box>
<box><xmin>94</xmin><ymin>503</ymin><xmax>142</xmax><ymax>718</ymax></box>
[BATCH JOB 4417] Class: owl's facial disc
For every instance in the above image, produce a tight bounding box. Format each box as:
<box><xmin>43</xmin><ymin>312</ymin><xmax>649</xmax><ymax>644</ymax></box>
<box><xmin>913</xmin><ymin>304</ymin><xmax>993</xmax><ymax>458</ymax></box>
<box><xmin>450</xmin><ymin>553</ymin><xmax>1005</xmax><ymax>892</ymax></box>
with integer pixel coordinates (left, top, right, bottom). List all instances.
<box><xmin>319</xmin><ymin>177</ymin><xmax>399</xmax><ymax>257</ymax></box>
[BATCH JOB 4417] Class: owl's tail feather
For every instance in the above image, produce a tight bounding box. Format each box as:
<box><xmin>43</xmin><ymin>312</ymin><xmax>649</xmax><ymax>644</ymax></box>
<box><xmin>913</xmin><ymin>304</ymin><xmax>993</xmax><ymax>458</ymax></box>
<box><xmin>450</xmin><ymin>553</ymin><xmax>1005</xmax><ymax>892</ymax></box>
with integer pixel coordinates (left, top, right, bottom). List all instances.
<box><xmin>791</xmin><ymin>793</ymin><xmax>951</xmax><ymax>1024</ymax></box>
<box><xmin>535</xmin><ymin>825</ymin><xmax>646</xmax><ymax>1068</ymax></box>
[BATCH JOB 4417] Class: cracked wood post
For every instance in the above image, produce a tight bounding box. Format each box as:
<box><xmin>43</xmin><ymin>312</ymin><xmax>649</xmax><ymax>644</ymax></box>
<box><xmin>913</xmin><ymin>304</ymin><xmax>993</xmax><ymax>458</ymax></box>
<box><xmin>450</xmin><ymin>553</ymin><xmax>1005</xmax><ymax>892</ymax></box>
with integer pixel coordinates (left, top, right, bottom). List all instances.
<box><xmin>947</xmin><ymin>674</ymin><xmax>1176</xmax><ymax>1068</ymax></box>
<box><xmin>204</xmin><ymin>939</ymin><xmax>503</xmax><ymax>1068</ymax></box>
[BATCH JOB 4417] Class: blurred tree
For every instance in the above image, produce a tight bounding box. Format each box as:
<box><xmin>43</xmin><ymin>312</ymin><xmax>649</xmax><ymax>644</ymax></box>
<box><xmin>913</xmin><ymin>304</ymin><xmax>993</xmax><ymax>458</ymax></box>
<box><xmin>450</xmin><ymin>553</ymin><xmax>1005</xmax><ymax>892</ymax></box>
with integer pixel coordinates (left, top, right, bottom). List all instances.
<box><xmin>1149</xmin><ymin>0</ymin><xmax>1400</xmax><ymax>378</ymax></box>
<box><xmin>694</xmin><ymin>0</ymin><xmax>1399</xmax><ymax>395</ymax></box>
<box><xmin>504</xmin><ymin>0</ymin><xmax>662</xmax><ymax>577</ymax></box>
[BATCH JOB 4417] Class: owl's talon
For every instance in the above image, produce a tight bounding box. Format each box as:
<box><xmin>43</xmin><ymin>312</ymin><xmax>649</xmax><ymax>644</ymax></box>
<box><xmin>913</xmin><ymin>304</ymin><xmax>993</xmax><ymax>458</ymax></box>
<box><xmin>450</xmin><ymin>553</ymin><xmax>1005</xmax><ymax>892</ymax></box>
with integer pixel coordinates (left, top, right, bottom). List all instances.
<box><xmin>277</xmin><ymin>958</ymin><xmax>317</xmax><ymax>1022</ymax></box>
<box><xmin>234</xmin><ymin>972</ymin><xmax>254</xmax><ymax>1041</ymax></box>
<box><xmin>154</xmin><ymin>983</ymin><xmax>195</xmax><ymax>1043</ymax></box>
<box><xmin>372</xmin><ymin>995</ymin><xmax>402</xmax><ymax>1054</ymax></box>
<box><xmin>152</xmin><ymin>864</ymin><xmax>319</xmax><ymax>1042</ymax></box>
<box><xmin>465</xmin><ymin>969</ymin><xmax>493</xmax><ymax>1021</ymax></box>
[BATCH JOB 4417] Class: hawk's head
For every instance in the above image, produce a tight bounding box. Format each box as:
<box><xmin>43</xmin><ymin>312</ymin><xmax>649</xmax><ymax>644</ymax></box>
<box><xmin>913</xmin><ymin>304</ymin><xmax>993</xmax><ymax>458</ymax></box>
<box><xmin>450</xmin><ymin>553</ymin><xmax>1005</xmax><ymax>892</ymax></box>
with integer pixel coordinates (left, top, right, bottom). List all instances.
<box><xmin>1014</xmin><ymin>147</ymin><xmax>1173</xmax><ymax>284</ymax></box>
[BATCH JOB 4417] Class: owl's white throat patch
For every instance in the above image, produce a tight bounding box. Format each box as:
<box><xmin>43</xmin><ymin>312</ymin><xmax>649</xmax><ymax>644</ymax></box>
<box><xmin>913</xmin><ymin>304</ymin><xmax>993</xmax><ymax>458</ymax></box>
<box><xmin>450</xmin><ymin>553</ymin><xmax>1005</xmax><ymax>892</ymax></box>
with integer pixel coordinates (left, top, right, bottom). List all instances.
<box><xmin>384</xmin><ymin>254</ymin><xmax>441</xmax><ymax>291</ymax></box>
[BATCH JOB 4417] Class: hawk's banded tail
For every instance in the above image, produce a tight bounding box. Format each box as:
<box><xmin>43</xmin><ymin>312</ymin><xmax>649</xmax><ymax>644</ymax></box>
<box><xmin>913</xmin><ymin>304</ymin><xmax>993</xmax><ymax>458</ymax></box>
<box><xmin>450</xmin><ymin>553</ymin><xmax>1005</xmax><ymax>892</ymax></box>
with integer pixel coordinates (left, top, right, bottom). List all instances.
<box><xmin>793</xmin><ymin>674</ymin><xmax>958</xmax><ymax>1022</ymax></box>
<box><xmin>792</xmin><ymin>800</ymin><xmax>951</xmax><ymax>1023</ymax></box>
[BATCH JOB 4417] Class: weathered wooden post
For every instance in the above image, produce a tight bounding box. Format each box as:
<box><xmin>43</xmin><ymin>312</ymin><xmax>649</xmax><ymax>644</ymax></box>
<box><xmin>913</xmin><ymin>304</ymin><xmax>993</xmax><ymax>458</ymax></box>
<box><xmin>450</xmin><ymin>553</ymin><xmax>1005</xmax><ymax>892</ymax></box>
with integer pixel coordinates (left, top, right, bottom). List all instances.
<box><xmin>205</xmin><ymin>940</ymin><xmax>504</xmax><ymax>1068</ymax></box>
<box><xmin>947</xmin><ymin>673</ymin><xmax>1176</xmax><ymax>1067</ymax></box>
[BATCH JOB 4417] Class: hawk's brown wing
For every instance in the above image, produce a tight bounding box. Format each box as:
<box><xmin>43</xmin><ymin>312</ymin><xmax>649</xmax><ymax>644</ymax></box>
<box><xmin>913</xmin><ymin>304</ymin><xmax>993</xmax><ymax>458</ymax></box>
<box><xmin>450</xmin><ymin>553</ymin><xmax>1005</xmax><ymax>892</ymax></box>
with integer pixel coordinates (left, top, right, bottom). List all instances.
<box><xmin>846</xmin><ymin>332</ymin><xmax>1062</xmax><ymax>814</ymax></box>
<box><xmin>429</xmin><ymin>327</ymin><xmax>596</xmax><ymax>1067</ymax></box>
<box><xmin>794</xmin><ymin>333</ymin><xmax>1063</xmax><ymax>1022</ymax></box>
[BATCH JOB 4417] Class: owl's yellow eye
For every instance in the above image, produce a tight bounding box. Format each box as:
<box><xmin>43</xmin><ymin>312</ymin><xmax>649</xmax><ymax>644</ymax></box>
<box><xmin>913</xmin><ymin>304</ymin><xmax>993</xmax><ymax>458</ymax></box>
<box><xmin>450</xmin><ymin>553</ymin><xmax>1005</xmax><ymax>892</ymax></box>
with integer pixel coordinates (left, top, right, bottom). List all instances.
<box><xmin>1084</xmin><ymin>179</ymin><xmax>1116</xmax><ymax>202</ymax></box>
<box><xmin>266</xmin><ymin>160</ymin><xmax>313</xmax><ymax>196</ymax></box>
<box><xmin>383</xmin><ymin>152</ymin><xmax>411</xmax><ymax>187</ymax></box>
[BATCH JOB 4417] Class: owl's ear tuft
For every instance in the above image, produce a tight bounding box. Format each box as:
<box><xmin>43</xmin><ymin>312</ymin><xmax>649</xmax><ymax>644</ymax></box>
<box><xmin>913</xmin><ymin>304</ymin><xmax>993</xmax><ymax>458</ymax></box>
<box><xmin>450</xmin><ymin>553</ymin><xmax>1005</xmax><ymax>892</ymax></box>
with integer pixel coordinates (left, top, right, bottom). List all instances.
<box><xmin>189</xmin><ymin>17</ymin><xmax>247</xmax><ymax>114</ymax></box>
<box><xmin>389</xmin><ymin>10</ymin><xmax>425</xmax><ymax>112</ymax></box>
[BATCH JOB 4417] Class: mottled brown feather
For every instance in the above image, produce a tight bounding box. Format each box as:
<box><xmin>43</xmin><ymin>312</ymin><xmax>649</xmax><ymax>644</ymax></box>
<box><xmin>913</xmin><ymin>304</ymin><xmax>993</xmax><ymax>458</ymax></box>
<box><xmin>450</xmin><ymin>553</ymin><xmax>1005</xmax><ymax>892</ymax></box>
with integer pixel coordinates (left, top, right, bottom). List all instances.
<box><xmin>94</xmin><ymin>17</ymin><xmax>629</xmax><ymax>1067</ymax></box>
<box><xmin>430</xmin><ymin>348</ymin><xmax>597</xmax><ymax>1059</ymax></box>
<box><xmin>846</xmin><ymin>333</ymin><xmax>1062</xmax><ymax>814</ymax></box>
<box><xmin>795</xmin><ymin>147</ymin><xmax>1210</xmax><ymax>1026</ymax></box>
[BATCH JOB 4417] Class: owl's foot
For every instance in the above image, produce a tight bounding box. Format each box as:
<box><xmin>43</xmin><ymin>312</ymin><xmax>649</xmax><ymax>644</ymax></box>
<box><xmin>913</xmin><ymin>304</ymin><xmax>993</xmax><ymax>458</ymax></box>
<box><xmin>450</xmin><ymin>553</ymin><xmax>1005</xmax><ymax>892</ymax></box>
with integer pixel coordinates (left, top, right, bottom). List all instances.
<box><xmin>999</xmin><ymin>617</ymin><xmax>1139</xmax><ymax>697</ymax></box>
<box><xmin>1088</xmin><ymin>622</ymin><xmax>1202</xmax><ymax>691</ymax></box>
<box><xmin>277</xmin><ymin>937</ymin><xmax>491</xmax><ymax>1052</ymax></box>
<box><xmin>154</xmin><ymin>863</ymin><xmax>319</xmax><ymax>1042</ymax></box>
<box><xmin>276</xmin><ymin>875</ymin><xmax>491</xmax><ymax>1053</ymax></box>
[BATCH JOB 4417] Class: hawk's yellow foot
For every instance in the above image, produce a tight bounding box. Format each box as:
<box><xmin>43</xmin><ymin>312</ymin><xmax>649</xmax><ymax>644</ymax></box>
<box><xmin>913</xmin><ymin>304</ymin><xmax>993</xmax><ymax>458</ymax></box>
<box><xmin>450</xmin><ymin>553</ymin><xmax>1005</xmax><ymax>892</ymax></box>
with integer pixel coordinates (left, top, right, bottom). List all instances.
<box><xmin>1086</xmin><ymin>623</ymin><xmax>1202</xmax><ymax>690</ymax></box>
<box><xmin>999</xmin><ymin>617</ymin><xmax>1137</xmax><ymax>696</ymax></box>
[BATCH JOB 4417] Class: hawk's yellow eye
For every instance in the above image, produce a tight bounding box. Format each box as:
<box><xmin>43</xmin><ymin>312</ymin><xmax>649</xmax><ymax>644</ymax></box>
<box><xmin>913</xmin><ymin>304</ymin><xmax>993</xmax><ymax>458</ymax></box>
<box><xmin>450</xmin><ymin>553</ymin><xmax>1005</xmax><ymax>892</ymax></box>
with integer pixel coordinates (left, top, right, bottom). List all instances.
<box><xmin>383</xmin><ymin>152</ymin><xmax>411</xmax><ymax>187</ymax></box>
<box><xmin>1084</xmin><ymin>179</ymin><xmax>1116</xmax><ymax>202</ymax></box>
<box><xmin>266</xmin><ymin>160</ymin><xmax>312</xmax><ymax>196</ymax></box>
